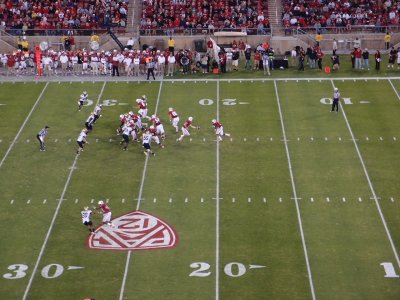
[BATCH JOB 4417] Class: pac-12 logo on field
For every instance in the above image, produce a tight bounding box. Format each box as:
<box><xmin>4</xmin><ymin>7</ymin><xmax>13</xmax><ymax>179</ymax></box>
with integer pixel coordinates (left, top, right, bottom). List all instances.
<box><xmin>87</xmin><ymin>211</ymin><xmax>178</xmax><ymax>251</ymax></box>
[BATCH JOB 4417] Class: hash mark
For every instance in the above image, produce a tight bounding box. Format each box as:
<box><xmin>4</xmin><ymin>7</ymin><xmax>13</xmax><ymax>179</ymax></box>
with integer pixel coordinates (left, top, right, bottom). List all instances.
<box><xmin>244</xmin><ymin>138</ymin><xmax>246</xmax><ymax>142</ymax></box>
<box><xmin>263</xmin><ymin>197</ymin><xmax>267</xmax><ymax>203</ymax></box>
<box><xmin>270</xmin><ymin>137</ymin><xmax>273</xmax><ymax>141</ymax></box>
<box><xmin>379</xmin><ymin>137</ymin><xmax>383</xmax><ymax>141</ymax></box>
<box><xmin>185</xmin><ymin>197</ymin><xmax>188</xmax><ymax>203</ymax></box>
<box><xmin>394</xmin><ymin>137</ymin><xmax>397</xmax><ymax>141</ymax></box>
<box><xmin>122</xmin><ymin>198</ymin><xmax>125</xmax><ymax>203</ymax></box>
<box><xmin>189</xmin><ymin>138</ymin><xmax>192</xmax><ymax>142</ymax></box>
<box><xmin>366</xmin><ymin>137</ymin><xmax>369</xmax><ymax>141</ymax></box>
<box><xmin>106</xmin><ymin>198</ymin><xmax>109</xmax><ymax>203</ymax></box>
<box><xmin>248</xmin><ymin>197</ymin><xmax>251</xmax><ymax>203</ymax></box>
<box><xmin>169</xmin><ymin>198</ymin><xmax>172</xmax><ymax>203</ymax></box>
<box><xmin>342</xmin><ymin>197</ymin><xmax>346</xmax><ymax>202</ymax></box>
<box><xmin>27</xmin><ymin>199</ymin><xmax>31</xmax><ymax>204</ymax></box>
<box><xmin>390</xmin><ymin>197</ymin><xmax>394</xmax><ymax>202</ymax></box>
<box><xmin>26</xmin><ymin>139</ymin><xmax>30</xmax><ymax>143</ymax></box>
<box><xmin>10</xmin><ymin>199</ymin><xmax>14</xmax><ymax>204</ymax></box>
<box><xmin>43</xmin><ymin>199</ymin><xmax>47</xmax><ymax>204</ymax></box>
<box><xmin>297</xmin><ymin>137</ymin><xmax>300</xmax><ymax>141</ymax></box>
<box><xmin>326</xmin><ymin>197</ymin><xmax>330</xmax><ymax>202</ymax></box>
<box><xmin>279</xmin><ymin>197</ymin><xmax>282</xmax><ymax>203</ymax></box>
<box><xmin>201</xmin><ymin>197</ymin><xmax>204</xmax><ymax>203</ymax></box>
<box><xmin>91</xmin><ymin>199</ymin><xmax>94</xmax><ymax>204</ymax></box>
<box><xmin>339</xmin><ymin>137</ymin><xmax>342</xmax><ymax>141</ymax></box>
<box><xmin>54</xmin><ymin>139</ymin><xmax>58</xmax><ymax>143</ymax></box>
<box><xmin>232</xmin><ymin>198</ymin><xmax>235</xmax><ymax>203</ymax></box>
<box><xmin>310</xmin><ymin>137</ymin><xmax>314</xmax><ymax>141</ymax></box>
<box><xmin>310</xmin><ymin>197</ymin><xmax>314</xmax><ymax>202</ymax></box>
<box><xmin>256</xmin><ymin>137</ymin><xmax>259</xmax><ymax>142</ymax></box>
<box><xmin>153</xmin><ymin>198</ymin><xmax>157</xmax><ymax>203</ymax></box>
<box><xmin>324</xmin><ymin>137</ymin><xmax>328</xmax><ymax>141</ymax></box>
<box><xmin>358</xmin><ymin>197</ymin><xmax>362</xmax><ymax>202</ymax></box>
<box><xmin>75</xmin><ymin>199</ymin><xmax>79</xmax><ymax>204</ymax></box>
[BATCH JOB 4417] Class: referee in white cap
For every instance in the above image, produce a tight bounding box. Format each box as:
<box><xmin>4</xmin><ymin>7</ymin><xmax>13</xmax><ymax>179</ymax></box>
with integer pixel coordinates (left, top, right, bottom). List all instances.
<box><xmin>37</xmin><ymin>125</ymin><xmax>49</xmax><ymax>151</ymax></box>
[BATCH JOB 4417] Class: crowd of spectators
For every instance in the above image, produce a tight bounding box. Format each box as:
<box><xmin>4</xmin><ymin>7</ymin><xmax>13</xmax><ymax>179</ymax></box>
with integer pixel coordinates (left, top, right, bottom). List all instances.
<box><xmin>0</xmin><ymin>0</ymin><xmax>128</xmax><ymax>35</ymax></box>
<box><xmin>282</xmin><ymin>0</ymin><xmax>400</xmax><ymax>33</ymax></box>
<box><xmin>139</xmin><ymin>0</ymin><xmax>270</xmax><ymax>35</ymax></box>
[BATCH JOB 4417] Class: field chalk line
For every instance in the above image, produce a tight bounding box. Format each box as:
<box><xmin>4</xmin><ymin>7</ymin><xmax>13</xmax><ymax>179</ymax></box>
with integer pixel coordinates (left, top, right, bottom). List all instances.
<box><xmin>274</xmin><ymin>80</ymin><xmax>317</xmax><ymax>300</ymax></box>
<box><xmin>119</xmin><ymin>81</ymin><xmax>164</xmax><ymax>300</ymax></box>
<box><xmin>215</xmin><ymin>80</ymin><xmax>220</xmax><ymax>300</ymax></box>
<box><xmin>22</xmin><ymin>82</ymin><xmax>106</xmax><ymax>300</ymax></box>
<box><xmin>331</xmin><ymin>80</ymin><xmax>400</xmax><ymax>269</ymax></box>
<box><xmin>0</xmin><ymin>82</ymin><xmax>49</xmax><ymax>169</ymax></box>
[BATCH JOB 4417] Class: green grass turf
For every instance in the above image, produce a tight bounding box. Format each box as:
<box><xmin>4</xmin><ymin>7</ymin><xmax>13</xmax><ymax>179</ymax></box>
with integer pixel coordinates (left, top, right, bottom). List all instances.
<box><xmin>0</xmin><ymin>78</ymin><xmax>399</xmax><ymax>300</ymax></box>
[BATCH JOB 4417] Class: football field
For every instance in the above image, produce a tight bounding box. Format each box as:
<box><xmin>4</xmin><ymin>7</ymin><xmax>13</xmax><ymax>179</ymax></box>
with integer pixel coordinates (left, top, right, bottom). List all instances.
<box><xmin>0</xmin><ymin>77</ymin><xmax>400</xmax><ymax>300</ymax></box>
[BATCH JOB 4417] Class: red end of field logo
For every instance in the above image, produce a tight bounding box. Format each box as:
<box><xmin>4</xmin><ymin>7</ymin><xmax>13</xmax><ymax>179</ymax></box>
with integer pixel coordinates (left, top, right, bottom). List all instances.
<box><xmin>87</xmin><ymin>211</ymin><xmax>178</xmax><ymax>251</ymax></box>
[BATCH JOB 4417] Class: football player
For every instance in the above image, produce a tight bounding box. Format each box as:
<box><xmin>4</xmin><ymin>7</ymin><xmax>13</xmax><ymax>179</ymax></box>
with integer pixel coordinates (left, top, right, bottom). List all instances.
<box><xmin>177</xmin><ymin>117</ymin><xmax>200</xmax><ymax>142</ymax></box>
<box><xmin>96</xmin><ymin>200</ymin><xmax>114</xmax><ymax>227</ymax></box>
<box><xmin>78</xmin><ymin>91</ymin><xmax>88</xmax><ymax>111</ymax></box>
<box><xmin>81</xmin><ymin>206</ymin><xmax>95</xmax><ymax>234</ymax></box>
<box><xmin>168</xmin><ymin>107</ymin><xmax>179</xmax><ymax>133</ymax></box>
<box><xmin>212</xmin><ymin>119</ymin><xmax>231</xmax><ymax>141</ymax></box>
<box><xmin>142</xmin><ymin>130</ymin><xmax>155</xmax><ymax>156</ymax></box>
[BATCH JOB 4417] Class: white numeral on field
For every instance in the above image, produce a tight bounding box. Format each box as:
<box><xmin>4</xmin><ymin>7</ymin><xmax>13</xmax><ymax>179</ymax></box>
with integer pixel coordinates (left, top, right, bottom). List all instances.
<box><xmin>222</xmin><ymin>99</ymin><xmax>236</xmax><ymax>106</ymax></box>
<box><xmin>380</xmin><ymin>262</ymin><xmax>399</xmax><ymax>278</ymax></box>
<box><xmin>41</xmin><ymin>264</ymin><xmax>64</xmax><ymax>279</ymax></box>
<box><xmin>3</xmin><ymin>263</ymin><xmax>82</xmax><ymax>280</ymax></box>
<box><xmin>3</xmin><ymin>264</ymin><xmax>28</xmax><ymax>279</ymax></box>
<box><xmin>224</xmin><ymin>262</ymin><xmax>246</xmax><ymax>277</ymax></box>
<box><xmin>190</xmin><ymin>262</ymin><xmax>264</xmax><ymax>278</ymax></box>
<box><xmin>189</xmin><ymin>262</ymin><xmax>211</xmax><ymax>277</ymax></box>
<box><xmin>199</xmin><ymin>99</ymin><xmax>214</xmax><ymax>106</ymax></box>
<box><xmin>320</xmin><ymin>98</ymin><xmax>353</xmax><ymax>105</ymax></box>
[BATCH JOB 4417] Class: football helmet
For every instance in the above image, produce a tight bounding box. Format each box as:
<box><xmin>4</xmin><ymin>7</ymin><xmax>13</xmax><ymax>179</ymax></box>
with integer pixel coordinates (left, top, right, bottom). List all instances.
<box><xmin>188</xmin><ymin>117</ymin><xmax>193</xmax><ymax>121</ymax></box>
<box><xmin>98</xmin><ymin>200</ymin><xmax>104</xmax><ymax>205</ymax></box>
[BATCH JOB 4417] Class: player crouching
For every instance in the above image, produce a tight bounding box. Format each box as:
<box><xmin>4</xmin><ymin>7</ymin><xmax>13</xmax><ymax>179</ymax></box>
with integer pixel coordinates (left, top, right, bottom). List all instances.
<box><xmin>212</xmin><ymin>119</ymin><xmax>230</xmax><ymax>141</ymax></box>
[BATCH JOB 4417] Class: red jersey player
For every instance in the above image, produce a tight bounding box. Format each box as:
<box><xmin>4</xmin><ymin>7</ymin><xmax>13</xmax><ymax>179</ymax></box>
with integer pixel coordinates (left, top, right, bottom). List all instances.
<box><xmin>168</xmin><ymin>107</ymin><xmax>180</xmax><ymax>133</ymax></box>
<box><xmin>177</xmin><ymin>116</ymin><xmax>200</xmax><ymax>142</ymax></box>
<box><xmin>212</xmin><ymin>119</ymin><xmax>230</xmax><ymax>141</ymax></box>
<box><xmin>96</xmin><ymin>200</ymin><xmax>115</xmax><ymax>227</ymax></box>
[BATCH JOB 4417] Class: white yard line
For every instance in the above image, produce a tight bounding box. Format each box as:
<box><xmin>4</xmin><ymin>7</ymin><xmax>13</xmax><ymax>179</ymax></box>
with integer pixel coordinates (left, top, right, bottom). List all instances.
<box><xmin>388</xmin><ymin>79</ymin><xmax>400</xmax><ymax>101</ymax></box>
<box><xmin>215</xmin><ymin>80</ymin><xmax>220</xmax><ymax>300</ymax></box>
<box><xmin>273</xmin><ymin>80</ymin><xmax>316</xmax><ymax>300</ymax></box>
<box><xmin>0</xmin><ymin>82</ymin><xmax>49</xmax><ymax>169</ymax></box>
<box><xmin>22</xmin><ymin>82</ymin><xmax>106</xmax><ymax>300</ymax></box>
<box><xmin>330</xmin><ymin>80</ymin><xmax>400</xmax><ymax>269</ymax></box>
<box><xmin>119</xmin><ymin>81</ymin><xmax>164</xmax><ymax>300</ymax></box>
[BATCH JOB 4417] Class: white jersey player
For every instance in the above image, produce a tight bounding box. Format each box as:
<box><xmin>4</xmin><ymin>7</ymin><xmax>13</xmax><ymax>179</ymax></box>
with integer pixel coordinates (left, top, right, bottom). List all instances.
<box><xmin>120</xmin><ymin>123</ymin><xmax>133</xmax><ymax>150</ymax></box>
<box><xmin>142</xmin><ymin>130</ymin><xmax>155</xmax><ymax>156</ymax></box>
<box><xmin>168</xmin><ymin>107</ymin><xmax>179</xmax><ymax>133</ymax></box>
<box><xmin>76</xmin><ymin>128</ymin><xmax>89</xmax><ymax>154</ymax></box>
<box><xmin>78</xmin><ymin>91</ymin><xmax>88</xmax><ymax>111</ymax></box>
<box><xmin>81</xmin><ymin>207</ymin><xmax>95</xmax><ymax>234</ymax></box>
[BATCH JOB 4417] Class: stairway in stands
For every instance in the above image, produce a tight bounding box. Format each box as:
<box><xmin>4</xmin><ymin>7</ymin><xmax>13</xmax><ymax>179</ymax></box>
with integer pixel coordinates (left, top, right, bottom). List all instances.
<box><xmin>126</xmin><ymin>0</ymin><xmax>141</xmax><ymax>36</ymax></box>
<box><xmin>268</xmin><ymin>0</ymin><xmax>284</xmax><ymax>34</ymax></box>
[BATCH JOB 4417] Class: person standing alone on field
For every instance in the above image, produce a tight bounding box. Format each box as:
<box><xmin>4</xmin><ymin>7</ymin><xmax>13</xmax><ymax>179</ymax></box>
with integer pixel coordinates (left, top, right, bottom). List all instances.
<box><xmin>81</xmin><ymin>206</ymin><xmax>96</xmax><ymax>234</ymax></box>
<box><xmin>331</xmin><ymin>87</ymin><xmax>340</xmax><ymax>113</ymax></box>
<box><xmin>37</xmin><ymin>125</ymin><xmax>49</xmax><ymax>151</ymax></box>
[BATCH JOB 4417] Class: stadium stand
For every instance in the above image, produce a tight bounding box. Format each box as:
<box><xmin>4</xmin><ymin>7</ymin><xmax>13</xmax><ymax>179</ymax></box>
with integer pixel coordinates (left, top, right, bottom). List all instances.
<box><xmin>139</xmin><ymin>0</ymin><xmax>269</xmax><ymax>35</ymax></box>
<box><xmin>0</xmin><ymin>0</ymin><xmax>128</xmax><ymax>35</ymax></box>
